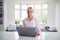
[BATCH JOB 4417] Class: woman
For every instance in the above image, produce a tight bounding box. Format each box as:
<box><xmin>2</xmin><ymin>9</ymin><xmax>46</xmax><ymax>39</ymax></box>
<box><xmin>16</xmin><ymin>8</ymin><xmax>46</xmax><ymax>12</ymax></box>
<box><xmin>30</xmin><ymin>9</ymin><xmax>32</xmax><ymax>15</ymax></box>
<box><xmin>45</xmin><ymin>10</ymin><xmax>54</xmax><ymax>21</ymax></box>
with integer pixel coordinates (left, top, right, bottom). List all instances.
<box><xmin>23</xmin><ymin>7</ymin><xmax>40</xmax><ymax>36</ymax></box>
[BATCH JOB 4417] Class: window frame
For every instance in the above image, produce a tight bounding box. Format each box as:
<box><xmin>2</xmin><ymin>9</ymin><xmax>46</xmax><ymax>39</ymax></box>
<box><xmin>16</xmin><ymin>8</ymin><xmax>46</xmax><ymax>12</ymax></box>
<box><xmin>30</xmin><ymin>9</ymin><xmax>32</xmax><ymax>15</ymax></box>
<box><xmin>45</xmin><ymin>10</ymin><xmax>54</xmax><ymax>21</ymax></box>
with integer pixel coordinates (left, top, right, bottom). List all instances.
<box><xmin>15</xmin><ymin>3</ymin><xmax>48</xmax><ymax>24</ymax></box>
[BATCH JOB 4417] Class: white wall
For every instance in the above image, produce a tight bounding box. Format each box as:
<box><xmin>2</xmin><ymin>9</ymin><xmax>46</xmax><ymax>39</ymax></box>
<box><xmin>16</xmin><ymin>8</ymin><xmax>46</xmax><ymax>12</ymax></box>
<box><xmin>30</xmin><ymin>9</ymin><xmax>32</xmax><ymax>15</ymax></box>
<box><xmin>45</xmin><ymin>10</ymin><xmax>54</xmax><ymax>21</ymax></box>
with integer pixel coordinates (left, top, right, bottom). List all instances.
<box><xmin>59</xmin><ymin>1</ymin><xmax>60</xmax><ymax>28</ymax></box>
<box><xmin>58</xmin><ymin>1</ymin><xmax>60</xmax><ymax>39</ymax></box>
<box><xmin>57</xmin><ymin>0</ymin><xmax>60</xmax><ymax>40</ymax></box>
<box><xmin>55</xmin><ymin>0</ymin><xmax>60</xmax><ymax>32</ymax></box>
<box><xmin>59</xmin><ymin>0</ymin><xmax>60</xmax><ymax>32</ymax></box>
<box><xmin>4</xmin><ymin>0</ymin><xmax>15</xmax><ymax>30</ymax></box>
<box><xmin>49</xmin><ymin>0</ymin><xmax>60</xmax><ymax>40</ymax></box>
<box><xmin>47</xmin><ymin>0</ymin><xmax>60</xmax><ymax>40</ymax></box>
<box><xmin>47</xmin><ymin>0</ymin><xmax>56</xmax><ymax>27</ymax></box>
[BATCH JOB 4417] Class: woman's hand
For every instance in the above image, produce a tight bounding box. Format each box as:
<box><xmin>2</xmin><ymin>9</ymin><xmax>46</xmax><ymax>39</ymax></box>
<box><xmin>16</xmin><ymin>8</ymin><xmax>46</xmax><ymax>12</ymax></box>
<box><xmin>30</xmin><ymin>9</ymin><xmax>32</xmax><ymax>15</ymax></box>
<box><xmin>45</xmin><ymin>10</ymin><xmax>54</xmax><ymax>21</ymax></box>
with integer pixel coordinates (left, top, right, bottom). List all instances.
<box><xmin>36</xmin><ymin>32</ymin><xmax>40</xmax><ymax>36</ymax></box>
<box><xmin>35</xmin><ymin>29</ymin><xmax>40</xmax><ymax>36</ymax></box>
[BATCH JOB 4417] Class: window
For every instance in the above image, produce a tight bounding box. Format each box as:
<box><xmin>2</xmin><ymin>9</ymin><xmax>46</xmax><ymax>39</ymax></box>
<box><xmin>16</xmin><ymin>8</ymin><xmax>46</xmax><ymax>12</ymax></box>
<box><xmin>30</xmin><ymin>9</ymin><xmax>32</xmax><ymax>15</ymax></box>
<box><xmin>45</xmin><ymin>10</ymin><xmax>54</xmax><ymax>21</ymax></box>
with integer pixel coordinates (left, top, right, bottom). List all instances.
<box><xmin>34</xmin><ymin>10</ymin><xmax>41</xmax><ymax>21</ymax></box>
<box><xmin>21</xmin><ymin>5</ymin><xmax>27</xmax><ymax>9</ymax></box>
<box><xmin>15</xmin><ymin>4</ymin><xmax>48</xmax><ymax>24</ymax></box>
<box><xmin>34</xmin><ymin>4</ymin><xmax>48</xmax><ymax>24</ymax></box>
<box><xmin>35</xmin><ymin>5</ymin><xmax>41</xmax><ymax>9</ymax></box>
<box><xmin>34</xmin><ymin>5</ymin><xmax>41</xmax><ymax>24</ymax></box>
<box><xmin>41</xmin><ymin>4</ymin><xmax>48</xmax><ymax>24</ymax></box>
<box><xmin>15</xmin><ymin>4</ymin><xmax>20</xmax><ymax>24</ymax></box>
<box><xmin>42</xmin><ymin>4</ymin><xmax>48</xmax><ymax>9</ymax></box>
<box><xmin>21</xmin><ymin>10</ymin><xmax>27</xmax><ymax>20</ymax></box>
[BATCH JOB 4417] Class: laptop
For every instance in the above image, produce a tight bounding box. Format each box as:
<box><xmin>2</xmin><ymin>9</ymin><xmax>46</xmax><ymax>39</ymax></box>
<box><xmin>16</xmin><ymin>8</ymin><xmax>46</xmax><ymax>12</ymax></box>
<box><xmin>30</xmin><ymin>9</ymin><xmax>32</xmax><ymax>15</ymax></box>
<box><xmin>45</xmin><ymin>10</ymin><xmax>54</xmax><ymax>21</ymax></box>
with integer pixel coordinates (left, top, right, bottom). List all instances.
<box><xmin>16</xmin><ymin>27</ymin><xmax>36</xmax><ymax>37</ymax></box>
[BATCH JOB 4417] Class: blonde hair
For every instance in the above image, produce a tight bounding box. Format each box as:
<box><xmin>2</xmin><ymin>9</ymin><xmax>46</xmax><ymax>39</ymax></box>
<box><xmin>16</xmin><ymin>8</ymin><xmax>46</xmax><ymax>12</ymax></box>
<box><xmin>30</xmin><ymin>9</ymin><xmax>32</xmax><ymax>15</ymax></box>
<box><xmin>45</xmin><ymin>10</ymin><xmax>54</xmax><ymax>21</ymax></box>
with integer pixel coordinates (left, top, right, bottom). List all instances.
<box><xmin>27</xmin><ymin>7</ymin><xmax>33</xmax><ymax>11</ymax></box>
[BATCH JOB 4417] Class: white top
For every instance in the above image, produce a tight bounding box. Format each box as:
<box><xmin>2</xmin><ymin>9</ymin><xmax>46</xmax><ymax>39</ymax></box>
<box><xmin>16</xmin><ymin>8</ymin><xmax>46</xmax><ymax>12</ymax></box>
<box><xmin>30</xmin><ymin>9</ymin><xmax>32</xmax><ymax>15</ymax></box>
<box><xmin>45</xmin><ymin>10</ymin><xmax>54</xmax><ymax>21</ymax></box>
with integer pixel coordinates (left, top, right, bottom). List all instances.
<box><xmin>23</xmin><ymin>17</ymin><xmax>40</xmax><ymax>29</ymax></box>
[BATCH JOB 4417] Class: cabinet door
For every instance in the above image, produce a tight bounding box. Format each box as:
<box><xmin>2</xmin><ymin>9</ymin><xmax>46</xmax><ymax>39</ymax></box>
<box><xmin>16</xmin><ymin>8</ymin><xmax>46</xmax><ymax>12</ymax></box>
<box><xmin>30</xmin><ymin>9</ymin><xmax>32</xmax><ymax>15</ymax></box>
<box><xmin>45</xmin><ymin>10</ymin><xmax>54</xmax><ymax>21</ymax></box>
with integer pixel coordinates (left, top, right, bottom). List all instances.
<box><xmin>45</xmin><ymin>32</ymin><xmax>58</xmax><ymax>40</ymax></box>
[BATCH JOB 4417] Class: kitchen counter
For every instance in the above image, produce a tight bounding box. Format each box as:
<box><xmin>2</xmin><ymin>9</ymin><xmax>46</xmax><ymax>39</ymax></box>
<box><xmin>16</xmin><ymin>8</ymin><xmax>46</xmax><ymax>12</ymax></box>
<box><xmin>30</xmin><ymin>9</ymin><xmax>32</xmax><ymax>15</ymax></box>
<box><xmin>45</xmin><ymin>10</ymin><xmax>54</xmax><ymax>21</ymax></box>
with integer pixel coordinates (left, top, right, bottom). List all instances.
<box><xmin>0</xmin><ymin>31</ymin><xmax>45</xmax><ymax>40</ymax></box>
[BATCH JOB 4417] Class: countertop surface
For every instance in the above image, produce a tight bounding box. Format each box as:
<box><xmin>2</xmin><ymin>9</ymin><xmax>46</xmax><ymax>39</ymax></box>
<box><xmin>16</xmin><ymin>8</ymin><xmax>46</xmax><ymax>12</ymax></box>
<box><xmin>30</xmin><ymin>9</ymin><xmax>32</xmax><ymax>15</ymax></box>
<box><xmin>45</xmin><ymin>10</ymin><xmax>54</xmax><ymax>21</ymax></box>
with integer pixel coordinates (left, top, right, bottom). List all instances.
<box><xmin>0</xmin><ymin>31</ymin><xmax>44</xmax><ymax>40</ymax></box>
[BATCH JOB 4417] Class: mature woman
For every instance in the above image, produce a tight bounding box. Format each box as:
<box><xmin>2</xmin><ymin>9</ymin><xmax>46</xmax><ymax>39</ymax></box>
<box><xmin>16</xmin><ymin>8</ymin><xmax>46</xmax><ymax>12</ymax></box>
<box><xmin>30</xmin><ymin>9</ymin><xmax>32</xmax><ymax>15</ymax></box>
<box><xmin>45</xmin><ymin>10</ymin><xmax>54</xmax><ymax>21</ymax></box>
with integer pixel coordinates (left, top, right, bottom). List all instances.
<box><xmin>23</xmin><ymin>7</ymin><xmax>40</xmax><ymax>36</ymax></box>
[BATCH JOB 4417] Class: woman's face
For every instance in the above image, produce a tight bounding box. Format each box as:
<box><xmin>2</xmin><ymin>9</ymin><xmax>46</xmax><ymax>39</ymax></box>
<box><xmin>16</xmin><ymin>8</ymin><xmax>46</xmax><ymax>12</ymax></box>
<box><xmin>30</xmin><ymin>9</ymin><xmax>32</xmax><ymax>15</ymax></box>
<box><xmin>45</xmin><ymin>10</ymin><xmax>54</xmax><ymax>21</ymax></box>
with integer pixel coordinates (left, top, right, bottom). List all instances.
<box><xmin>27</xmin><ymin>8</ymin><xmax>33</xmax><ymax>17</ymax></box>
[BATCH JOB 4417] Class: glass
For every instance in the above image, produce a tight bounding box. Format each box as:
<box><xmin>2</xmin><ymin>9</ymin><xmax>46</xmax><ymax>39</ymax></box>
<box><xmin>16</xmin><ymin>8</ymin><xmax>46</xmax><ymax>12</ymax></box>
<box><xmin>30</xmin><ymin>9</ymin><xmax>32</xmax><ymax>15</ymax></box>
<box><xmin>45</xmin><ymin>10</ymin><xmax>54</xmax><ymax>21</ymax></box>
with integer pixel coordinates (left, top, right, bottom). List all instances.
<box><xmin>15</xmin><ymin>10</ymin><xmax>20</xmax><ymax>20</ymax></box>
<box><xmin>21</xmin><ymin>10</ymin><xmax>27</xmax><ymax>20</ymax></box>
<box><xmin>34</xmin><ymin>10</ymin><xmax>41</xmax><ymax>20</ymax></box>
<box><xmin>15</xmin><ymin>4</ymin><xmax>20</xmax><ymax>9</ymax></box>
<box><xmin>42</xmin><ymin>10</ymin><xmax>48</xmax><ymax>16</ymax></box>
<box><xmin>21</xmin><ymin>5</ymin><xmax>27</xmax><ymax>9</ymax></box>
<box><xmin>42</xmin><ymin>4</ymin><xmax>48</xmax><ymax>9</ymax></box>
<box><xmin>42</xmin><ymin>10</ymin><xmax>48</xmax><ymax>24</ymax></box>
<box><xmin>35</xmin><ymin>5</ymin><xmax>41</xmax><ymax>9</ymax></box>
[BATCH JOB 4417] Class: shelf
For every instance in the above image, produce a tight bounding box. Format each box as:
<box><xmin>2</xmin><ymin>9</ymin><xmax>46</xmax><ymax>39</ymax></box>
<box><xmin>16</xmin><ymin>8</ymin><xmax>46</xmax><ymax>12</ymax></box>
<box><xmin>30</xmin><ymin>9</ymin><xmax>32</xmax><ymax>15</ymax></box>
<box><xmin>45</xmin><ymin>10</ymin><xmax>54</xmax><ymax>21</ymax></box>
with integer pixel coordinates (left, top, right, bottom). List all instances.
<box><xmin>0</xmin><ymin>0</ymin><xmax>3</xmax><ymax>25</ymax></box>
<box><xmin>0</xmin><ymin>6</ymin><xmax>2</xmax><ymax>8</ymax></box>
